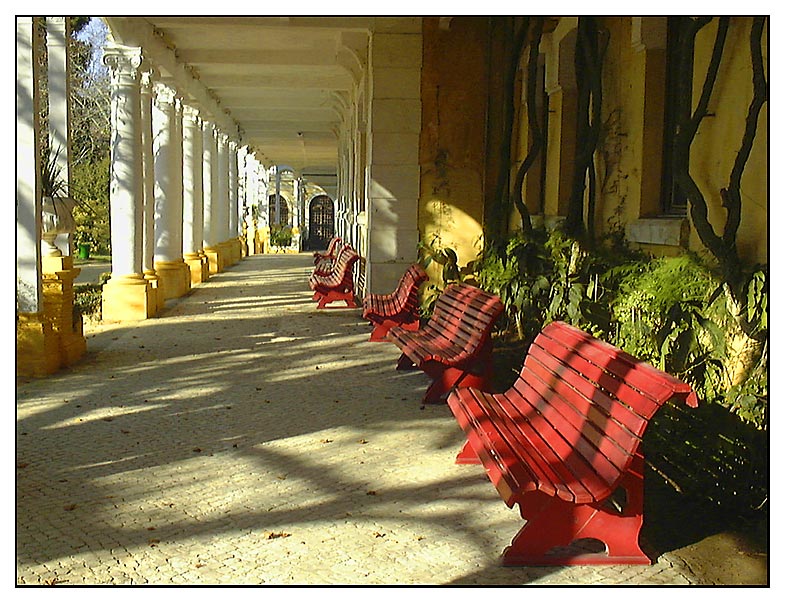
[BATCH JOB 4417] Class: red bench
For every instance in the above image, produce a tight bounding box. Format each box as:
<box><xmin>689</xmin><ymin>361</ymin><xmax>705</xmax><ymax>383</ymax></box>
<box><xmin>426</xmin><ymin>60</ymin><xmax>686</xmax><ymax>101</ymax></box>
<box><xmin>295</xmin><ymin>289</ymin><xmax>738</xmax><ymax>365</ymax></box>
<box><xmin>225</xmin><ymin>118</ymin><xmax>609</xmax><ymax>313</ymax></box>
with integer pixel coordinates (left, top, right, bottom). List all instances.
<box><xmin>446</xmin><ymin>321</ymin><xmax>699</xmax><ymax>566</ymax></box>
<box><xmin>387</xmin><ymin>283</ymin><xmax>504</xmax><ymax>404</ymax></box>
<box><xmin>313</xmin><ymin>236</ymin><xmax>342</xmax><ymax>269</ymax></box>
<box><xmin>308</xmin><ymin>244</ymin><xmax>360</xmax><ymax>309</ymax></box>
<box><xmin>362</xmin><ymin>263</ymin><xmax>429</xmax><ymax>342</ymax></box>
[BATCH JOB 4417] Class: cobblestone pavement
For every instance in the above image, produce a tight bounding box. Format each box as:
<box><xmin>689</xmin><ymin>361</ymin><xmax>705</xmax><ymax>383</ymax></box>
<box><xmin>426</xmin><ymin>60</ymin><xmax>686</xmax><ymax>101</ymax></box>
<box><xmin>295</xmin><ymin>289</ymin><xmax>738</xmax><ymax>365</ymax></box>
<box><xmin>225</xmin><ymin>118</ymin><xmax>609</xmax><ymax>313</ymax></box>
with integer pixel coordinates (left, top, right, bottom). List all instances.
<box><xmin>15</xmin><ymin>253</ymin><xmax>728</xmax><ymax>586</ymax></box>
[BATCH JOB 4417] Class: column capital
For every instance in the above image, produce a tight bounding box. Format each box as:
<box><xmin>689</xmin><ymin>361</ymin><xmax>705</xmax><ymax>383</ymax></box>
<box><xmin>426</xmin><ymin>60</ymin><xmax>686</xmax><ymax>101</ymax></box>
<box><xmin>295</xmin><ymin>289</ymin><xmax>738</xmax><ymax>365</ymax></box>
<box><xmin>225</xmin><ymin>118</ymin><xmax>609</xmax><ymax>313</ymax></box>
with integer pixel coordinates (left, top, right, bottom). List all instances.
<box><xmin>216</xmin><ymin>130</ymin><xmax>230</xmax><ymax>145</ymax></box>
<box><xmin>103</xmin><ymin>43</ymin><xmax>148</xmax><ymax>80</ymax></box>
<box><xmin>139</xmin><ymin>66</ymin><xmax>159</xmax><ymax>93</ymax></box>
<box><xmin>153</xmin><ymin>80</ymin><xmax>178</xmax><ymax>106</ymax></box>
<box><xmin>182</xmin><ymin>103</ymin><xmax>201</xmax><ymax>125</ymax></box>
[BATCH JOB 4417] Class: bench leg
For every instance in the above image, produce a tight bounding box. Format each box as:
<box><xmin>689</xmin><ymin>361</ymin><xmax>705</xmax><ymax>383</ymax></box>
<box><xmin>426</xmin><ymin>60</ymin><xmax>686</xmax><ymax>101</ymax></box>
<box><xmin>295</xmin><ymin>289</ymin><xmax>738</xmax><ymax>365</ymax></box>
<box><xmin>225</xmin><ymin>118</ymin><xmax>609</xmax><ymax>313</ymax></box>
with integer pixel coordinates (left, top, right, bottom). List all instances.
<box><xmin>455</xmin><ymin>440</ymin><xmax>481</xmax><ymax>464</ymax></box>
<box><xmin>368</xmin><ymin>318</ymin><xmax>418</xmax><ymax>342</ymax></box>
<box><xmin>422</xmin><ymin>365</ymin><xmax>489</xmax><ymax>404</ymax></box>
<box><xmin>316</xmin><ymin>290</ymin><xmax>358</xmax><ymax>309</ymax></box>
<box><xmin>502</xmin><ymin>457</ymin><xmax>649</xmax><ymax>566</ymax></box>
<box><xmin>396</xmin><ymin>353</ymin><xmax>418</xmax><ymax>371</ymax></box>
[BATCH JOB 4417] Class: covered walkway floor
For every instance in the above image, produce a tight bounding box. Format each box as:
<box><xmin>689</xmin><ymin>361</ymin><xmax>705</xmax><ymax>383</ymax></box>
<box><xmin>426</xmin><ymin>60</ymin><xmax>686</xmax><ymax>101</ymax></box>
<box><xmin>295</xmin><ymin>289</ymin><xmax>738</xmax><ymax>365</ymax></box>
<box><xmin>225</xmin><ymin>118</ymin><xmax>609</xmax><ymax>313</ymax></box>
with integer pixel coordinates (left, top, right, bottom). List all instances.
<box><xmin>17</xmin><ymin>254</ymin><xmax>706</xmax><ymax>586</ymax></box>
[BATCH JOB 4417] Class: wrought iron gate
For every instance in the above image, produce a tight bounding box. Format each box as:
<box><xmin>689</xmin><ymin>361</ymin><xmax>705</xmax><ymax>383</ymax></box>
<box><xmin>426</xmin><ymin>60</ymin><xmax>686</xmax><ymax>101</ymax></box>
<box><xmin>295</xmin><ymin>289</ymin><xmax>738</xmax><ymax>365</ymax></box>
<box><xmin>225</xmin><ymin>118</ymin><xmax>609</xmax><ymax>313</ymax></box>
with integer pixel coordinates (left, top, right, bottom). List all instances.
<box><xmin>308</xmin><ymin>195</ymin><xmax>334</xmax><ymax>250</ymax></box>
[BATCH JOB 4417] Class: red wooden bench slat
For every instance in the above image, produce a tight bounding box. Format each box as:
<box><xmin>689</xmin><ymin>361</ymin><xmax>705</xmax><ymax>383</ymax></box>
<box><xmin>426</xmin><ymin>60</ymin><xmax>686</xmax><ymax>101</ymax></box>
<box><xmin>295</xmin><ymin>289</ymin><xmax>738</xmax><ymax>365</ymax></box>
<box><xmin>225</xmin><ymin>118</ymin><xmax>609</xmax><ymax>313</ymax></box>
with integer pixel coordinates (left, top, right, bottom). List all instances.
<box><xmin>475</xmin><ymin>388</ymin><xmax>598</xmax><ymax>503</ymax></box>
<box><xmin>525</xmin><ymin>343</ymin><xmax>647</xmax><ymax>441</ymax></box>
<box><xmin>362</xmin><ymin>264</ymin><xmax>429</xmax><ymax>341</ymax></box>
<box><xmin>507</xmin><ymin>376</ymin><xmax>628</xmax><ymax>502</ymax></box>
<box><xmin>313</xmin><ymin>236</ymin><xmax>342</xmax><ymax>264</ymax></box>
<box><xmin>445</xmin><ymin>320</ymin><xmax>699</xmax><ymax>565</ymax></box>
<box><xmin>388</xmin><ymin>283</ymin><xmax>504</xmax><ymax>403</ymax></box>
<box><xmin>308</xmin><ymin>244</ymin><xmax>360</xmax><ymax>308</ymax></box>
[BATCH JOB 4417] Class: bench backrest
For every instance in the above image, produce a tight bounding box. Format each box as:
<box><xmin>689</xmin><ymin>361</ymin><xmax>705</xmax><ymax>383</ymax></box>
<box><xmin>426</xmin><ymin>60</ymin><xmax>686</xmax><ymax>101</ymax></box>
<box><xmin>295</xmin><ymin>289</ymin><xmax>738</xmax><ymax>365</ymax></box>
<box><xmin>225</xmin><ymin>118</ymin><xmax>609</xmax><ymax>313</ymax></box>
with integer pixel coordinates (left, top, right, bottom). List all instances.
<box><xmin>323</xmin><ymin>236</ymin><xmax>342</xmax><ymax>257</ymax></box>
<box><xmin>515</xmin><ymin>321</ymin><xmax>698</xmax><ymax>490</ymax></box>
<box><xmin>327</xmin><ymin>244</ymin><xmax>359</xmax><ymax>286</ymax></box>
<box><xmin>391</xmin><ymin>264</ymin><xmax>429</xmax><ymax>314</ymax></box>
<box><xmin>425</xmin><ymin>283</ymin><xmax>504</xmax><ymax>351</ymax></box>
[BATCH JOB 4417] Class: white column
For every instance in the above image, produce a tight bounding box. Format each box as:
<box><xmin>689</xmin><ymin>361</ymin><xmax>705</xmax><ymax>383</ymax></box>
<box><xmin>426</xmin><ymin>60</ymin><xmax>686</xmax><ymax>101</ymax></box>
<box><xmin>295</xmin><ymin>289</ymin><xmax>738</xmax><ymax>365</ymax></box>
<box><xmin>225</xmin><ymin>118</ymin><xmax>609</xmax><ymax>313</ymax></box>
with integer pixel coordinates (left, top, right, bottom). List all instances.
<box><xmin>102</xmin><ymin>43</ymin><xmax>152</xmax><ymax>321</ymax></box>
<box><xmin>228</xmin><ymin>138</ymin><xmax>239</xmax><ymax>239</ymax></box>
<box><xmin>46</xmin><ymin>17</ymin><xmax>74</xmax><ymax>256</ymax></box>
<box><xmin>139</xmin><ymin>68</ymin><xmax>160</xmax><ymax>291</ymax></box>
<box><xmin>152</xmin><ymin>81</ymin><xmax>189</xmax><ymax>299</ymax></box>
<box><xmin>16</xmin><ymin>16</ymin><xmax>43</xmax><ymax>315</ymax></box>
<box><xmin>216</xmin><ymin>131</ymin><xmax>230</xmax><ymax>249</ymax></box>
<box><xmin>201</xmin><ymin>119</ymin><xmax>222</xmax><ymax>273</ymax></box>
<box><xmin>244</xmin><ymin>154</ymin><xmax>258</xmax><ymax>255</ymax></box>
<box><xmin>182</xmin><ymin>105</ymin><xmax>204</xmax><ymax>256</ymax></box>
<box><xmin>226</xmin><ymin>137</ymin><xmax>240</xmax><ymax>262</ymax></box>
<box><xmin>365</xmin><ymin>29</ymin><xmax>423</xmax><ymax>293</ymax></box>
<box><xmin>182</xmin><ymin>104</ymin><xmax>207</xmax><ymax>282</ymax></box>
<box><xmin>104</xmin><ymin>44</ymin><xmax>145</xmax><ymax>279</ymax></box>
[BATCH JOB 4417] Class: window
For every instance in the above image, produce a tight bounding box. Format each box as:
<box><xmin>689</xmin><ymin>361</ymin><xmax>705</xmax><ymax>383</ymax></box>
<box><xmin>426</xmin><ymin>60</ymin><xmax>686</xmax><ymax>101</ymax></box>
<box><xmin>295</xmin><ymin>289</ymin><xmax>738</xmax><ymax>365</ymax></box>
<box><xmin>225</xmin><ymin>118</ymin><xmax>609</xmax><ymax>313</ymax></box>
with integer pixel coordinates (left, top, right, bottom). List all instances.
<box><xmin>660</xmin><ymin>17</ymin><xmax>692</xmax><ymax>216</ymax></box>
<box><xmin>268</xmin><ymin>194</ymin><xmax>289</xmax><ymax>226</ymax></box>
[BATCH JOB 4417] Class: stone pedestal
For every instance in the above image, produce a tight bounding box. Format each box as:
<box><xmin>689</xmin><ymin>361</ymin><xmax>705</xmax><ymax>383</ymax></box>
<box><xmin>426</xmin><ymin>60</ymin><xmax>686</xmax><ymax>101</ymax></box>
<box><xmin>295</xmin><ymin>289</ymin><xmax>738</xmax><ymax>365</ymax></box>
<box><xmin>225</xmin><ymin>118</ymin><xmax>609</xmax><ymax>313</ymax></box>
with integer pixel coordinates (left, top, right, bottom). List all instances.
<box><xmin>102</xmin><ymin>275</ymin><xmax>154</xmax><ymax>322</ymax></box>
<box><xmin>16</xmin><ymin>313</ymin><xmax>61</xmax><ymax>377</ymax></box>
<box><xmin>41</xmin><ymin>255</ymin><xmax>87</xmax><ymax>367</ymax></box>
<box><xmin>154</xmin><ymin>260</ymin><xmax>191</xmax><ymax>300</ymax></box>
<box><xmin>204</xmin><ymin>245</ymin><xmax>223</xmax><ymax>274</ymax></box>
<box><xmin>142</xmin><ymin>269</ymin><xmax>163</xmax><ymax>316</ymax></box>
<box><xmin>184</xmin><ymin>251</ymin><xmax>208</xmax><ymax>285</ymax></box>
<box><xmin>218</xmin><ymin>241</ymin><xmax>235</xmax><ymax>267</ymax></box>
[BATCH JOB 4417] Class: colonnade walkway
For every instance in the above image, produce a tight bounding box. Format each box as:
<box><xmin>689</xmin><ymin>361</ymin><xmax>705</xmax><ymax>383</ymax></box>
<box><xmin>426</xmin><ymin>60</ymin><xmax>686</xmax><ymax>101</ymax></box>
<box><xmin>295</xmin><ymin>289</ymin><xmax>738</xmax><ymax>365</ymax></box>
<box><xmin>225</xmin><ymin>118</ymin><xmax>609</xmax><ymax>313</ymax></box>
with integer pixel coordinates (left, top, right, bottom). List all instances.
<box><xmin>17</xmin><ymin>253</ymin><xmax>707</xmax><ymax>586</ymax></box>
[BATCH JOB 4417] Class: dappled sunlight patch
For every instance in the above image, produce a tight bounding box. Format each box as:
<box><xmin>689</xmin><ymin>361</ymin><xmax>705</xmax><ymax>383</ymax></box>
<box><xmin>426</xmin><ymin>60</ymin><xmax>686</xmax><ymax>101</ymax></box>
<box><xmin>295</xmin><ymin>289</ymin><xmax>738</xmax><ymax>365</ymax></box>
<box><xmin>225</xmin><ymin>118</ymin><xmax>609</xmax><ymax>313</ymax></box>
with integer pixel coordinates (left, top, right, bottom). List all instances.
<box><xmin>42</xmin><ymin>403</ymin><xmax>170</xmax><ymax>430</ymax></box>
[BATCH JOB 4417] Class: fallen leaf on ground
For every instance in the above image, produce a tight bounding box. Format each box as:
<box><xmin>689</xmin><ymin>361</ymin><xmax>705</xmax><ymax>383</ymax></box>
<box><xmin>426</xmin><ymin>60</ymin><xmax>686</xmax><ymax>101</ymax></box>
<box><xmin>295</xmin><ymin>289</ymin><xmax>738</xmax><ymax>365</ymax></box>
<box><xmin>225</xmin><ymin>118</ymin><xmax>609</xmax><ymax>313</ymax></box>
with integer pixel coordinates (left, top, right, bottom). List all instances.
<box><xmin>265</xmin><ymin>531</ymin><xmax>291</xmax><ymax>539</ymax></box>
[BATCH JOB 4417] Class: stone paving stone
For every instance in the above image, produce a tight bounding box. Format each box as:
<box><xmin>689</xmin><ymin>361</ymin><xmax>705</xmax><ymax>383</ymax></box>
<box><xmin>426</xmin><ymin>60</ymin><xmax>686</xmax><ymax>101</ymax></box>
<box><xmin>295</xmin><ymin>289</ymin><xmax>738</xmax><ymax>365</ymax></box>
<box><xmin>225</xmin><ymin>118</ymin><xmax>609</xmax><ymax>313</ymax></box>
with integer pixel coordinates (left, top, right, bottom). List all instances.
<box><xmin>16</xmin><ymin>253</ymin><xmax>711</xmax><ymax>586</ymax></box>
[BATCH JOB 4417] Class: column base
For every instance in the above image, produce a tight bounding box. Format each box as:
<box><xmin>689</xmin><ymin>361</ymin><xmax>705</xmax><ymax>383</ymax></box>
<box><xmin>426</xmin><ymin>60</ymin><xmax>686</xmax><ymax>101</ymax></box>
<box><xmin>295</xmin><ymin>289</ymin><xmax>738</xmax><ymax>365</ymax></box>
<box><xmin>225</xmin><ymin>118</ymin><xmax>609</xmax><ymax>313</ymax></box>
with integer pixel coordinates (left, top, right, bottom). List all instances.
<box><xmin>42</xmin><ymin>254</ymin><xmax>74</xmax><ymax>274</ymax></box>
<box><xmin>232</xmin><ymin>237</ymin><xmax>243</xmax><ymax>263</ymax></box>
<box><xmin>17</xmin><ymin>313</ymin><xmax>61</xmax><ymax>377</ymax></box>
<box><xmin>41</xmin><ymin>259</ymin><xmax>87</xmax><ymax>368</ymax></box>
<box><xmin>218</xmin><ymin>240</ymin><xmax>237</xmax><ymax>267</ymax></box>
<box><xmin>154</xmin><ymin>260</ymin><xmax>192</xmax><ymax>300</ymax></box>
<box><xmin>143</xmin><ymin>270</ymin><xmax>164</xmax><ymax>317</ymax></box>
<box><xmin>204</xmin><ymin>245</ymin><xmax>223</xmax><ymax>274</ymax></box>
<box><xmin>184</xmin><ymin>252</ymin><xmax>208</xmax><ymax>285</ymax></box>
<box><xmin>102</xmin><ymin>274</ymin><xmax>154</xmax><ymax>322</ymax></box>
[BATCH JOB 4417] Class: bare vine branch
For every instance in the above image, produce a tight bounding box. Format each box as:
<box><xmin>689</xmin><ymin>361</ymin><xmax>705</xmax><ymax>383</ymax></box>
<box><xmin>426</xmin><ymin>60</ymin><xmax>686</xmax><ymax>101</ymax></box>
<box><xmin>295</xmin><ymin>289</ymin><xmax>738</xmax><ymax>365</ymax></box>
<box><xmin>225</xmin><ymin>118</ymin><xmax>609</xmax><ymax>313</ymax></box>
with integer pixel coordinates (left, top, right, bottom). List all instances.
<box><xmin>722</xmin><ymin>16</ymin><xmax>768</xmax><ymax>255</ymax></box>
<box><xmin>673</xmin><ymin>17</ymin><xmax>733</xmax><ymax>273</ymax></box>
<box><xmin>511</xmin><ymin>17</ymin><xmax>544</xmax><ymax>234</ymax></box>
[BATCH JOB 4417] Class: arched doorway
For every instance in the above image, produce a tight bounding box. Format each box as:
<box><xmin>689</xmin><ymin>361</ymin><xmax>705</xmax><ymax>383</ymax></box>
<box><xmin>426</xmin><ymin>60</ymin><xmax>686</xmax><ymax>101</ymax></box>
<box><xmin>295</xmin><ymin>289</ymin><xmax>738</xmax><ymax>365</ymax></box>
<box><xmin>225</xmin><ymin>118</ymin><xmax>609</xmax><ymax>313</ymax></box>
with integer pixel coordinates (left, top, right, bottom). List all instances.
<box><xmin>308</xmin><ymin>195</ymin><xmax>334</xmax><ymax>250</ymax></box>
<box><xmin>268</xmin><ymin>194</ymin><xmax>289</xmax><ymax>226</ymax></box>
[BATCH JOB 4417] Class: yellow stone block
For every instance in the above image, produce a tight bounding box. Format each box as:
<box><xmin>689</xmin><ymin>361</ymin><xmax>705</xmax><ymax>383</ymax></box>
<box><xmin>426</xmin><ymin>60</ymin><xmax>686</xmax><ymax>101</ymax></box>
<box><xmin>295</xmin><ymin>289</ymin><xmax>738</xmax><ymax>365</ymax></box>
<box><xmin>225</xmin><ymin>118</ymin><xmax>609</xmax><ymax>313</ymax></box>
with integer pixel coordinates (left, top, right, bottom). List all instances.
<box><xmin>143</xmin><ymin>270</ymin><xmax>162</xmax><ymax>317</ymax></box>
<box><xmin>16</xmin><ymin>313</ymin><xmax>61</xmax><ymax>377</ymax></box>
<box><xmin>204</xmin><ymin>246</ymin><xmax>223</xmax><ymax>274</ymax></box>
<box><xmin>102</xmin><ymin>275</ymin><xmax>154</xmax><ymax>322</ymax></box>
<box><xmin>184</xmin><ymin>252</ymin><xmax>207</xmax><ymax>285</ymax></box>
<box><xmin>154</xmin><ymin>260</ymin><xmax>191</xmax><ymax>300</ymax></box>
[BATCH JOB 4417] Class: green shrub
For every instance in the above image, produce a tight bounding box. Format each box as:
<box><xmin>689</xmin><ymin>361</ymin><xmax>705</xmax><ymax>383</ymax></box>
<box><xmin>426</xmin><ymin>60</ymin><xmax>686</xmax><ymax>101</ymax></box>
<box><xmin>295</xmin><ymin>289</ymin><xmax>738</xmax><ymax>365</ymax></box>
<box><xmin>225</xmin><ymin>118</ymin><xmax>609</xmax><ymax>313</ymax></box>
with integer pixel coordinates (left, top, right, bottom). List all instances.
<box><xmin>270</xmin><ymin>224</ymin><xmax>293</xmax><ymax>247</ymax></box>
<box><xmin>453</xmin><ymin>226</ymin><xmax>767</xmax><ymax>431</ymax></box>
<box><xmin>73</xmin><ymin>282</ymin><xmax>103</xmax><ymax>320</ymax></box>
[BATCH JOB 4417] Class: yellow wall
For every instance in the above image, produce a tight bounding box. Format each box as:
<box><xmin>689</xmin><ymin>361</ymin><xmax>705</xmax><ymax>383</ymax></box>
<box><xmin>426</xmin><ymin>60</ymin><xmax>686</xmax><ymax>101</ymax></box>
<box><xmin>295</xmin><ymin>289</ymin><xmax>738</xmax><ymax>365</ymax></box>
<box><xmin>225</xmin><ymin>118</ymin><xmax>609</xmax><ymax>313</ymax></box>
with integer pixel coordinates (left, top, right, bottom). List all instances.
<box><xmin>418</xmin><ymin>17</ymin><xmax>489</xmax><ymax>279</ymax></box>
<box><xmin>418</xmin><ymin>17</ymin><xmax>767</xmax><ymax>271</ymax></box>
<box><xmin>689</xmin><ymin>17</ymin><xmax>768</xmax><ymax>263</ymax></box>
<box><xmin>527</xmin><ymin>17</ymin><xmax>767</xmax><ymax>265</ymax></box>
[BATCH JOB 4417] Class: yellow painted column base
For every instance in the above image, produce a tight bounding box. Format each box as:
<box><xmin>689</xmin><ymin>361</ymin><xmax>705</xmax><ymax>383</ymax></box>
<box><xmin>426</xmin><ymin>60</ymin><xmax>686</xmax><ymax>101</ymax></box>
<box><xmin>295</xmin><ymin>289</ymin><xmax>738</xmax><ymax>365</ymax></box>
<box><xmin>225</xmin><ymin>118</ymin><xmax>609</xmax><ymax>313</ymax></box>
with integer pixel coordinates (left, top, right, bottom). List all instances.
<box><xmin>219</xmin><ymin>240</ymin><xmax>237</xmax><ymax>267</ymax></box>
<box><xmin>198</xmin><ymin>252</ymin><xmax>210</xmax><ymax>281</ymax></box>
<box><xmin>41</xmin><ymin>259</ymin><xmax>87</xmax><ymax>368</ymax></box>
<box><xmin>204</xmin><ymin>245</ymin><xmax>223</xmax><ymax>274</ymax></box>
<box><xmin>16</xmin><ymin>313</ymin><xmax>61</xmax><ymax>377</ymax></box>
<box><xmin>61</xmin><ymin>324</ymin><xmax>88</xmax><ymax>366</ymax></box>
<box><xmin>184</xmin><ymin>252</ymin><xmax>208</xmax><ymax>285</ymax></box>
<box><xmin>102</xmin><ymin>275</ymin><xmax>154</xmax><ymax>322</ymax></box>
<box><xmin>143</xmin><ymin>270</ymin><xmax>163</xmax><ymax>317</ymax></box>
<box><xmin>234</xmin><ymin>237</ymin><xmax>244</xmax><ymax>262</ymax></box>
<box><xmin>155</xmin><ymin>260</ymin><xmax>192</xmax><ymax>300</ymax></box>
